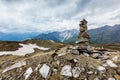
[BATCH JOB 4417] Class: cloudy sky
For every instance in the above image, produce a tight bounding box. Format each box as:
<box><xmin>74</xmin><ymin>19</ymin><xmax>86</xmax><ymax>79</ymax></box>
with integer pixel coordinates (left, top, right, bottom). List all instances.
<box><xmin>0</xmin><ymin>0</ymin><xmax>120</xmax><ymax>33</ymax></box>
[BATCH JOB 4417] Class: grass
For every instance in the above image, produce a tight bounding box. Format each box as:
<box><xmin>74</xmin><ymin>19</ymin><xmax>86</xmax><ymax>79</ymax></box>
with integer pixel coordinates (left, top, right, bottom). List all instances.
<box><xmin>91</xmin><ymin>43</ymin><xmax>120</xmax><ymax>51</ymax></box>
<box><xmin>0</xmin><ymin>41</ymin><xmax>22</xmax><ymax>51</ymax></box>
<box><xmin>0</xmin><ymin>40</ymin><xmax>65</xmax><ymax>51</ymax></box>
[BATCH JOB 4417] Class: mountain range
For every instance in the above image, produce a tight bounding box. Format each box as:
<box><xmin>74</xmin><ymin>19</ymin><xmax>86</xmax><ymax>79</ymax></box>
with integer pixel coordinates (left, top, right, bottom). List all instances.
<box><xmin>34</xmin><ymin>24</ymin><xmax>120</xmax><ymax>44</ymax></box>
<box><xmin>0</xmin><ymin>24</ymin><xmax>120</xmax><ymax>44</ymax></box>
<box><xmin>89</xmin><ymin>24</ymin><xmax>120</xmax><ymax>43</ymax></box>
<box><xmin>0</xmin><ymin>32</ymin><xmax>40</xmax><ymax>41</ymax></box>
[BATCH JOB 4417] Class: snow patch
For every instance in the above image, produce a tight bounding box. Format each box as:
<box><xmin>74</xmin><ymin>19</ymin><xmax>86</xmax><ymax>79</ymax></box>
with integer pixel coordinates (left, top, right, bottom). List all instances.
<box><xmin>0</xmin><ymin>43</ymin><xmax>50</xmax><ymax>56</ymax></box>
<box><xmin>39</xmin><ymin>64</ymin><xmax>50</xmax><ymax>79</ymax></box>
<box><xmin>61</xmin><ymin>65</ymin><xmax>72</xmax><ymax>77</ymax></box>
<box><xmin>24</xmin><ymin>67</ymin><xmax>33</xmax><ymax>80</ymax></box>
<box><xmin>106</xmin><ymin>60</ymin><xmax>117</xmax><ymax>68</ymax></box>
<box><xmin>2</xmin><ymin>61</ymin><xmax>26</xmax><ymax>73</ymax></box>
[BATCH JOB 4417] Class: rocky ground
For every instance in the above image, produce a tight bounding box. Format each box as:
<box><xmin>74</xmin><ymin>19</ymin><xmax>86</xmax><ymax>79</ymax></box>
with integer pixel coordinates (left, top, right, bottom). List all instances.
<box><xmin>0</xmin><ymin>41</ymin><xmax>120</xmax><ymax>80</ymax></box>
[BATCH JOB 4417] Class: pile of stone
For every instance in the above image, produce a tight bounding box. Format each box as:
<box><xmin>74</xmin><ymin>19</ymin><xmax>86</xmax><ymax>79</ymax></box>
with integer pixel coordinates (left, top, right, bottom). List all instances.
<box><xmin>71</xmin><ymin>19</ymin><xmax>111</xmax><ymax>59</ymax></box>
<box><xmin>78</xmin><ymin>19</ymin><xmax>90</xmax><ymax>50</ymax></box>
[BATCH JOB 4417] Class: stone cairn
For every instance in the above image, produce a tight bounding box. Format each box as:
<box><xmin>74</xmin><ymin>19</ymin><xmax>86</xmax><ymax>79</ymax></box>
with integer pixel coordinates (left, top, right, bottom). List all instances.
<box><xmin>78</xmin><ymin>19</ymin><xmax>90</xmax><ymax>50</ymax></box>
<box><xmin>71</xmin><ymin>19</ymin><xmax>91</xmax><ymax>55</ymax></box>
<box><xmin>71</xmin><ymin>19</ymin><xmax>109</xmax><ymax>55</ymax></box>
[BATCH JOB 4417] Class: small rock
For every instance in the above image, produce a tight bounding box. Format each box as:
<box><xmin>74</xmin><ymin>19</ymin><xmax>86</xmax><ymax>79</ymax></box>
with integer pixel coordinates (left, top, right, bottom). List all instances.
<box><xmin>81</xmin><ymin>67</ymin><xmax>85</xmax><ymax>72</ymax></box>
<box><xmin>71</xmin><ymin>49</ymin><xmax>79</xmax><ymax>55</ymax></box>
<box><xmin>56</xmin><ymin>60</ymin><xmax>60</xmax><ymax>65</ymax></box>
<box><xmin>53</xmin><ymin>67</ymin><xmax>58</xmax><ymax>74</ymax></box>
<box><xmin>39</xmin><ymin>64</ymin><xmax>50</xmax><ymax>79</ymax></box>
<box><xmin>87</xmin><ymin>71</ymin><xmax>93</xmax><ymax>75</ymax></box>
<box><xmin>88</xmin><ymin>64</ymin><xmax>95</xmax><ymax>69</ymax></box>
<box><xmin>72</xmin><ymin>67</ymin><xmax>81</xmax><ymax>78</ymax></box>
<box><xmin>92</xmin><ymin>53</ymin><xmax>100</xmax><ymax>59</ymax></box>
<box><xmin>24</xmin><ymin>67</ymin><xmax>33</xmax><ymax>80</ymax></box>
<box><xmin>108</xmin><ymin>77</ymin><xmax>115</xmax><ymax>80</ymax></box>
<box><xmin>106</xmin><ymin>60</ymin><xmax>117</xmax><ymax>68</ymax></box>
<box><xmin>84</xmin><ymin>78</ymin><xmax>88</xmax><ymax>80</ymax></box>
<box><xmin>60</xmin><ymin>65</ymin><xmax>72</xmax><ymax>77</ymax></box>
<box><xmin>87</xmin><ymin>46</ymin><xmax>92</xmax><ymax>51</ymax></box>
<box><xmin>112</xmin><ymin>56</ymin><xmax>118</xmax><ymax>61</ymax></box>
<box><xmin>83</xmin><ymin>53</ymin><xmax>90</xmax><ymax>57</ymax></box>
<box><xmin>73</xmin><ymin>59</ymin><xmax>78</xmax><ymax>63</ymax></box>
<box><xmin>97</xmin><ymin>66</ymin><xmax>106</xmax><ymax>73</ymax></box>
<box><xmin>94</xmin><ymin>77</ymin><xmax>99</xmax><ymax>80</ymax></box>
<box><xmin>35</xmin><ymin>64</ymin><xmax>41</xmax><ymax>71</ymax></box>
<box><xmin>53</xmin><ymin>68</ymin><xmax>58</xmax><ymax>72</ymax></box>
<box><xmin>58</xmin><ymin>52</ymin><xmax>66</xmax><ymax>56</ymax></box>
<box><xmin>102</xmin><ymin>64</ymin><xmax>108</xmax><ymax>67</ymax></box>
<box><xmin>0</xmin><ymin>78</ymin><xmax>2</xmax><ymax>80</ymax></box>
<box><xmin>101</xmin><ymin>55</ymin><xmax>109</xmax><ymax>60</ymax></box>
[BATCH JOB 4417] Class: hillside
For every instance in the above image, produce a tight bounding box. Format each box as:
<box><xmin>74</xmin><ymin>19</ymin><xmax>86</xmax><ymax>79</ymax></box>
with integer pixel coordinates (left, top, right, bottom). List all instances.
<box><xmin>0</xmin><ymin>40</ymin><xmax>120</xmax><ymax>80</ymax></box>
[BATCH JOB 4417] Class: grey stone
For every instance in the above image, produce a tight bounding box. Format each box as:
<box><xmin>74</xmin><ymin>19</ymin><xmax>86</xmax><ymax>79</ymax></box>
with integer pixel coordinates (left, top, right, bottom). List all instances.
<box><xmin>108</xmin><ymin>77</ymin><xmax>115</xmax><ymax>80</ymax></box>
<box><xmin>0</xmin><ymin>78</ymin><xmax>2</xmax><ymax>80</ymax></box>
<box><xmin>87</xmin><ymin>71</ymin><xmax>93</xmax><ymax>75</ymax></box>
<box><xmin>97</xmin><ymin>66</ymin><xmax>106</xmax><ymax>73</ymax></box>
<box><xmin>94</xmin><ymin>77</ymin><xmax>99</xmax><ymax>80</ymax></box>
<box><xmin>92</xmin><ymin>53</ymin><xmax>100</xmax><ymax>59</ymax></box>
<box><xmin>83</xmin><ymin>53</ymin><xmax>90</xmax><ymax>57</ymax></box>
<box><xmin>72</xmin><ymin>67</ymin><xmax>81</xmax><ymax>78</ymax></box>
<box><xmin>71</xmin><ymin>49</ymin><xmax>79</xmax><ymax>55</ymax></box>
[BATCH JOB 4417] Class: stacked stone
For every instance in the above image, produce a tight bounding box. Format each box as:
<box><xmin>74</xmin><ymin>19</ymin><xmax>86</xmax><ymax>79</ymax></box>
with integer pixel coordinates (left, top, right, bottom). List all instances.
<box><xmin>78</xmin><ymin>19</ymin><xmax>90</xmax><ymax>50</ymax></box>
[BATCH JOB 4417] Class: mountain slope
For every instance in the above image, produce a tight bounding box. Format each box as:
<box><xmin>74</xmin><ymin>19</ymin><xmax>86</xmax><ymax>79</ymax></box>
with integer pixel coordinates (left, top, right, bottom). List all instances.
<box><xmin>34</xmin><ymin>29</ymin><xmax>78</xmax><ymax>43</ymax></box>
<box><xmin>34</xmin><ymin>24</ymin><xmax>120</xmax><ymax>44</ymax></box>
<box><xmin>0</xmin><ymin>32</ymin><xmax>40</xmax><ymax>41</ymax></box>
<box><xmin>89</xmin><ymin>24</ymin><xmax>120</xmax><ymax>43</ymax></box>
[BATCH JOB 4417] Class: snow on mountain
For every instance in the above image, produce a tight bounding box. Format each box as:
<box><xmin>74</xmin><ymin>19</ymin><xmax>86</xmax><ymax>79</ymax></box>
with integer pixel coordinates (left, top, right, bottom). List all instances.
<box><xmin>34</xmin><ymin>29</ymin><xmax>78</xmax><ymax>43</ymax></box>
<box><xmin>59</xmin><ymin>29</ymin><xmax>77</xmax><ymax>42</ymax></box>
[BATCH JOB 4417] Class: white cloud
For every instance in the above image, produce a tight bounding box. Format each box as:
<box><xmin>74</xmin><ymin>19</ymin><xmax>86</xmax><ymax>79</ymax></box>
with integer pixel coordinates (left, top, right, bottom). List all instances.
<box><xmin>0</xmin><ymin>0</ymin><xmax>120</xmax><ymax>33</ymax></box>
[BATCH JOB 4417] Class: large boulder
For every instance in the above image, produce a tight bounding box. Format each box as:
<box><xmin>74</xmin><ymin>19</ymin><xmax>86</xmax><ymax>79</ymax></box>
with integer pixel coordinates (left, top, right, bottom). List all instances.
<box><xmin>60</xmin><ymin>65</ymin><xmax>72</xmax><ymax>77</ymax></box>
<box><xmin>39</xmin><ymin>64</ymin><xmax>50</xmax><ymax>79</ymax></box>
